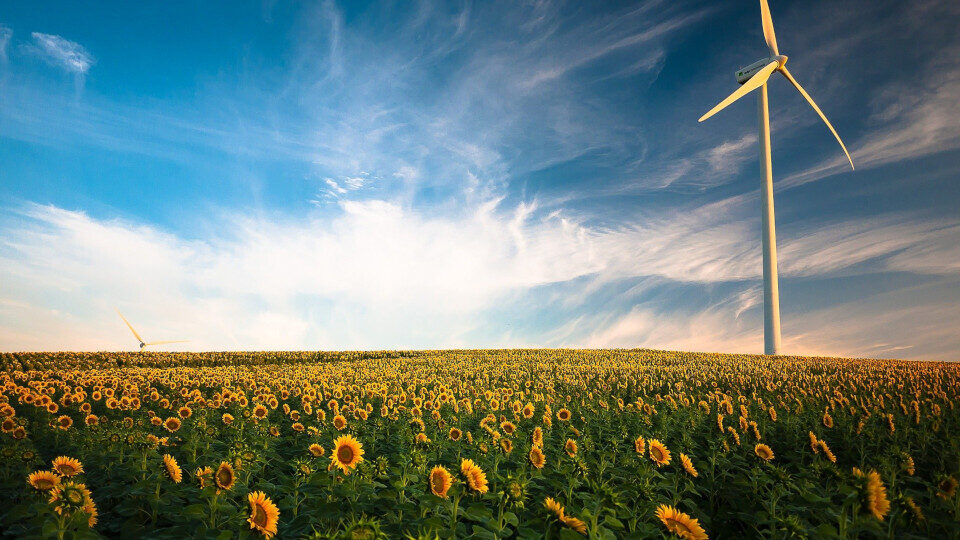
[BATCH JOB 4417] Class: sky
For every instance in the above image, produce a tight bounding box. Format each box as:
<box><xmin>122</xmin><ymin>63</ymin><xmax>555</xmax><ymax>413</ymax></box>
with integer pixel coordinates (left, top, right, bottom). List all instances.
<box><xmin>1</xmin><ymin>0</ymin><xmax>958</xmax><ymax>359</ymax></box>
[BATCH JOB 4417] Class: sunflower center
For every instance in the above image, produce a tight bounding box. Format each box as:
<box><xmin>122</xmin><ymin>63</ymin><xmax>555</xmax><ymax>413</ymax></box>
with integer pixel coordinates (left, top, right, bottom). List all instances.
<box><xmin>67</xmin><ymin>490</ymin><xmax>84</xmax><ymax>504</ymax></box>
<box><xmin>338</xmin><ymin>445</ymin><xmax>354</xmax><ymax>463</ymax></box>
<box><xmin>652</xmin><ymin>448</ymin><xmax>664</xmax><ymax>460</ymax></box>
<box><xmin>252</xmin><ymin>504</ymin><xmax>268</xmax><ymax>527</ymax></box>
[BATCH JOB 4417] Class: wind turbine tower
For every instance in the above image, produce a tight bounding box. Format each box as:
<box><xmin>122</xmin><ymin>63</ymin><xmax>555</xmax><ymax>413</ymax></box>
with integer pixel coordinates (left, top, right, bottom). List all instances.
<box><xmin>698</xmin><ymin>0</ymin><xmax>854</xmax><ymax>355</ymax></box>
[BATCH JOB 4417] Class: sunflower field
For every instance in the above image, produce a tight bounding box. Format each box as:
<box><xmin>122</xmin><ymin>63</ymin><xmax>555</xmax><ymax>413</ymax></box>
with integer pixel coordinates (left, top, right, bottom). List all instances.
<box><xmin>1</xmin><ymin>349</ymin><xmax>958</xmax><ymax>539</ymax></box>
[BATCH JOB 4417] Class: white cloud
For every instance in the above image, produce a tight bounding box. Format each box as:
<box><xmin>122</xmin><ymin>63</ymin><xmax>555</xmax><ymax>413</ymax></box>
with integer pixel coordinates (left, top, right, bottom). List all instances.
<box><xmin>1</xmin><ymin>200</ymin><xmax>958</xmax><ymax>354</ymax></box>
<box><xmin>0</xmin><ymin>26</ymin><xmax>12</xmax><ymax>61</ymax></box>
<box><xmin>27</xmin><ymin>32</ymin><xmax>94</xmax><ymax>73</ymax></box>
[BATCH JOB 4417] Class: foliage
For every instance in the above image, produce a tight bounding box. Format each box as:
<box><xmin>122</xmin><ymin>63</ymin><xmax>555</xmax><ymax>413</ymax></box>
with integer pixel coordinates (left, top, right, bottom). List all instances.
<box><xmin>1</xmin><ymin>349</ymin><xmax>958</xmax><ymax>538</ymax></box>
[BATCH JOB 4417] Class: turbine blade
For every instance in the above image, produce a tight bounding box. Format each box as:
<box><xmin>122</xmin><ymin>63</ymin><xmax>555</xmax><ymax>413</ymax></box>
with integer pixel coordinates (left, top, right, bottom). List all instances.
<box><xmin>116</xmin><ymin>310</ymin><xmax>144</xmax><ymax>343</ymax></box>
<box><xmin>779</xmin><ymin>67</ymin><xmax>854</xmax><ymax>170</ymax></box>
<box><xmin>759</xmin><ymin>0</ymin><xmax>779</xmax><ymax>56</ymax></box>
<box><xmin>144</xmin><ymin>340</ymin><xmax>189</xmax><ymax>346</ymax></box>
<box><xmin>699</xmin><ymin>61</ymin><xmax>778</xmax><ymax>122</ymax></box>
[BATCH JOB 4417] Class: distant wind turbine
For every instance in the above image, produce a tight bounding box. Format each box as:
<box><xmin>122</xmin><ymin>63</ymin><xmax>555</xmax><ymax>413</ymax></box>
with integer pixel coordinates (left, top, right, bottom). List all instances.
<box><xmin>698</xmin><ymin>0</ymin><xmax>854</xmax><ymax>355</ymax></box>
<box><xmin>117</xmin><ymin>310</ymin><xmax>188</xmax><ymax>351</ymax></box>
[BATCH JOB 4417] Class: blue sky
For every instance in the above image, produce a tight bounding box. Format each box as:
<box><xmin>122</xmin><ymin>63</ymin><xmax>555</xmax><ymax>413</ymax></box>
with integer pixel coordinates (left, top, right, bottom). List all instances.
<box><xmin>1</xmin><ymin>0</ymin><xmax>959</xmax><ymax>359</ymax></box>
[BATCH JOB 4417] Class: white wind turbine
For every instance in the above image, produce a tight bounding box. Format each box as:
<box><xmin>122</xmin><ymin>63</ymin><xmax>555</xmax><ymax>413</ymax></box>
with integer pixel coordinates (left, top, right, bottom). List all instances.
<box><xmin>117</xmin><ymin>310</ymin><xmax>189</xmax><ymax>351</ymax></box>
<box><xmin>698</xmin><ymin>0</ymin><xmax>854</xmax><ymax>355</ymax></box>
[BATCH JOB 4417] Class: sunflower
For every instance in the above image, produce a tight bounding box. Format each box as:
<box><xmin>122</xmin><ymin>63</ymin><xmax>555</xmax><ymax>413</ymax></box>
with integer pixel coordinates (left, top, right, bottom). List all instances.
<box><xmin>561</xmin><ymin>515</ymin><xmax>587</xmax><ymax>535</ymax></box>
<box><xmin>215</xmin><ymin>461</ymin><xmax>236</xmax><ymax>491</ymax></box>
<box><xmin>902</xmin><ymin>454</ymin><xmax>915</xmax><ymax>476</ymax></box>
<box><xmin>163</xmin><ymin>454</ymin><xmax>182</xmax><ymax>483</ymax></box>
<box><xmin>178</xmin><ymin>406</ymin><xmax>192</xmax><ymax>419</ymax></box>
<box><xmin>634</xmin><ymin>436</ymin><xmax>646</xmax><ymax>455</ymax></box>
<box><xmin>56</xmin><ymin>415</ymin><xmax>73</xmax><ymax>430</ymax></box>
<box><xmin>529</xmin><ymin>446</ymin><xmax>546</xmax><ymax>469</ymax></box>
<box><xmin>655</xmin><ymin>504</ymin><xmax>708</xmax><ymax>540</ymax></box>
<box><xmin>680</xmin><ymin>453</ymin><xmax>699</xmax><ymax>477</ymax></box>
<box><xmin>565</xmin><ymin>438</ymin><xmax>578</xmax><ymax>457</ymax></box>
<box><xmin>448</xmin><ymin>427</ymin><xmax>462</xmax><ymax>441</ymax></box>
<box><xmin>754</xmin><ymin>444</ymin><xmax>774</xmax><ymax>461</ymax></box>
<box><xmin>854</xmin><ymin>469</ymin><xmax>890</xmax><ymax>520</ymax></box>
<box><xmin>28</xmin><ymin>470</ymin><xmax>61</xmax><ymax>491</ymax></box>
<box><xmin>461</xmin><ymin>459</ymin><xmax>489</xmax><ymax>494</ymax></box>
<box><xmin>52</xmin><ymin>456</ymin><xmax>84</xmax><ymax>477</ymax></box>
<box><xmin>429</xmin><ymin>466</ymin><xmax>452</xmax><ymax>498</ymax></box>
<box><xmin>902</xmin><ymin>496</ymin><xmax>924</xmax><ymax>523</ymax></box>
<box><xmin>544</xmin><ymin>497</ymin><xmax>565</xmax><ymax>519</ymax></box>
<box><xmin>501</xmin><ymin>421</ymin><xmax>516</xmax><ymax>435</ymax></box>
<box><xmin>522</xmin><ymin>403</ymin><xmax>535</xmax><ymax>418</ymax></box>
<box><xmin>500</xmin><ymin>438</ymin><xmax>513</xmax><ymax>454</ymax></box>
<box><xmin>246</xmin><ymin>491</ymin><xmax>280</xmax><ymax>538</ymax></box>
<box><xmin>937</xmin><ymin>476</ymin><xmax>957</xmax><ymax>499</ymax></box>
<box><xmin>649</xmin><ymin>440</ymin><xmax>671</xmax><ymax>467</ymax></box>
<box><xmin>808</xmin><ymin>431</ymin><xmax>819</xmax><ymax>453</ymax></box>
<box><xmin>49</xmin><ymin>481</ymin><xmax>95</xmax><ymax>526</ymax></box>
<box><xmin>253</xmin><ymin>404</ymin><xmax>268</xmax><ymax>420</ymax></box>
<box><xmin>164</xmin><ymin>417</ymin><xmax>181</xmax><ymax>432</ymax></box>
<box><xmin>532</xmin><ymin>427</ymin><xmax>543</xmax><ymax>447</ymax></box>
<box><xmin>333</xmin><ymin>414</ymin><xmax>347</xmax><ymax>430</ymax></box>
<box><xmin>816</xmin><ymin>440</ymin><xmax>836</xmax><ymax>463</ymax></box>
<box><xmin>222</xmin><ymin>413</ymin><xmax>234</xmax><ymax>425</ymax></box>
<box><xmin>557</xmin><ymin>408</ymin><xmax>571</xmax><ymax>422</ymax></box>
<box><xmin>309</xmin><ymin>443</ymin><xmax>325</xmax><ymax>457</ymax></box>
<box><xmin>330</xmin><ymin>435</ymin><xmax>365</xmax><ymax>474</ymax></box>
<box><xmin>84</xmin><ymin>414</ymin><xmax>98</xmax><ymax>426</ymax></box>
<box><xmin>195</xmin><ymin>466</ymin><xmax>213</xmax><ymax>488</ymax></box>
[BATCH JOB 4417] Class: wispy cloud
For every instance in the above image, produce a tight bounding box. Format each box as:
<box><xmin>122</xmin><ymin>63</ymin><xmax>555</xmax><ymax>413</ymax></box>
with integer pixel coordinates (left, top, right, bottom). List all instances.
<box><xmin>1</xmin><ymin>200</ymin><xmax>957</xmax><ymax>355</ymax></box>
<box><xmin>25</xmin><ymin>32</ymin><xmax>94</xmax><ymax>73</ymax></box>
<box><xmin>0</xmin><ymin>25</ymin><xmax>11</xmax><ymax>62</ymax></box>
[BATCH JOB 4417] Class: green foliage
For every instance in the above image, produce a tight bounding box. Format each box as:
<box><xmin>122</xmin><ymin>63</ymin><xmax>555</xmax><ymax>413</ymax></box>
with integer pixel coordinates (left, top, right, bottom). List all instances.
<box><xmin>1</xmin><ymin>349</ymin><xmax>958</xmax><ymax>538</ymax></box>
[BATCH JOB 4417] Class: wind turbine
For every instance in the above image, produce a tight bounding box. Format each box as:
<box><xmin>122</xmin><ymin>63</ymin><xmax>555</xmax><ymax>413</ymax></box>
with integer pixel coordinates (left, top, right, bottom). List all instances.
<box><xmin>117</xmin><ymin>310</ymin><xmax>188</xmax><ymax>351</ymax></box>
<box><xmin>698</xmin><ymin>0</ymin><xmax>854</xmax><ymax>355</ymax></box>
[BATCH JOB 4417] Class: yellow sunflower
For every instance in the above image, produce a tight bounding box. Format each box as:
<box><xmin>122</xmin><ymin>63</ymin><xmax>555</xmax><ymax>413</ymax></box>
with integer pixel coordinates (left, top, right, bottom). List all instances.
<box><xmin>253</xmin><ymin>404</ymin><xmax>268</xmax><ymax>420</ymax></box>
<box><xmin>649</xmin><ymin>440</ymin><xmax>671</xmax><ymax>467</ymax></box>
<box><xmin>544</xmin><ymin>497</ymin><xmax>565</xmax><ymax>519</ymax></box>
<box><xmin>529</xmin><ymin>446</ymin><xmax>546</xmax><ymax>469</ymax></box>
<box><xmin>195</xmin><ymin>466</ymin><xmax>213</xmax><ymax>488</ymax></box>
<box><xmin>429</xmin><ymin>466</ymin><xmax>452</xmax><ymax>498</ymax></box>
<box><xmin>215</xmin><ymin>461</ymin><xmax>236</xmax><ymax>491</ymax></box>
<box><xmin>164</xmin><ymin>417</ymin><xmax>181</xmax><ymax>433</ymax></box>
<box><xmin>557</xmin><ymin>408</ymin><xmax>571</xmax><ymax>422</ymax></box>
<box><xmin>461</xmin><ymin>459</ymin><xmax>489</xmax><ymax>494</ymax></box>
<box><xmin>680</xmin><ymin>453</ymin><xmax>699</xmax><ymax>477</ymax></box>
<box><xmin>655</xmin><ymin>504</ymin><xmax>708</xmax><ymax>540</ymax></box>
<box><xmin>246</xmin><ymin>491</ymin><xmax>280</xmax><ymax>538</ymax></box>
<box><xmin>163</xmin><ymin>454</ymin><xmax>182</xmax><ymax>483</ymax></box>
<box><xmin>561</xmin><ymin>515</ymin><xmax>587</xmax><ymax>535</ymax></box>
<box><xmin>565</xmin><ymin>438</ymin><xmax>578</xmax><ymax>457</ymax></box>
<box><xmin>309</xmin><ymin>443</ymin><xmax>325</xmax><ymax>457</ymax></box>
<box><xmin>754</xmin><ymin>444</ymin><xmax>774</xmax><ymax>461</ymax></box>
<box><xmin>854</xmin><ymin>468</ymin><xmax>890</xmax><ymax>520</ymax></box>
<box><xmin>634</xmin><ymin>436</ymin><xmax>646</xmax><ymax>455</ymax></box>
<box><xmin>52</xmin><ymin>456</ymin><xmax>84</xmax><ymax>477</ymax></box>
<box><xmin>330</xmin><ymin>435</ymin><xmax>365</xmax><ymax>474</ymax></box>
<box><xmin>28</xmin><ymin>470</ymin><xmax>61</xmax><ymax>491</ymax></box>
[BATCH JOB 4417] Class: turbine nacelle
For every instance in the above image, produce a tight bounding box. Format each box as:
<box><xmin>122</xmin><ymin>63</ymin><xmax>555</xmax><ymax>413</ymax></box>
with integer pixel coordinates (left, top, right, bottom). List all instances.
<box><xmin>736</xmin><ymin>55</ymin><xmax>788</xmax><ymax>84</ymax></box>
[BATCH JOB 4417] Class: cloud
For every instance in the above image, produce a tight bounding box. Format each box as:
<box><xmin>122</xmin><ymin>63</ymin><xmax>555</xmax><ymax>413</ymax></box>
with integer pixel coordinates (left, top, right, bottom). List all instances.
<box><xmin>1</xmin><ymin>200</ymin><xmax>957</xmax><ymax>354</ymax></box>
<box><xmin>26</xmin><ymin>32</ymin><xmax>94</xmax><ymax>73</ymax></box>
<box><xmin>0</xmin><ymin>26</ymin><xmax>11</xmax><ymax>61</ymax></box>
